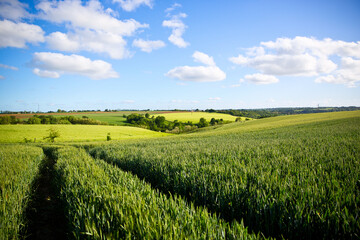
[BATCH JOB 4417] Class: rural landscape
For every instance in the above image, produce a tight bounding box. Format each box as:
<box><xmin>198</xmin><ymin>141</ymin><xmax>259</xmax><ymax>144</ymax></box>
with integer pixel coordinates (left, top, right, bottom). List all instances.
<box><xmin>1</xmin><ymin>0</ymin><xmax>359</xmax><ymax>239</ymax></box>
<box><xmin>0</xmin><ymin>109</ymin><xmax>359</xmax><ymax>239</ymax></box>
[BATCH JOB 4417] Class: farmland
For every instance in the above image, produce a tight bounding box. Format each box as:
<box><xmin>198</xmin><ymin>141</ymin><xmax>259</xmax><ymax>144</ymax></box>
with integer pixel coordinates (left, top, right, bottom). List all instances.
<box><xmin>0</xmin><ymin>124</ymin><xmax>169</xmax><ymax>143</ymax></box>
<box><xmin>152</xmin><ymin>112</ymin><xmax>242</xmax><ymax>122</ymax></box>
<box><xmin>0</xmin><ymin>111</ymin><xmax>359</xmax><ymax>239</ymax></box>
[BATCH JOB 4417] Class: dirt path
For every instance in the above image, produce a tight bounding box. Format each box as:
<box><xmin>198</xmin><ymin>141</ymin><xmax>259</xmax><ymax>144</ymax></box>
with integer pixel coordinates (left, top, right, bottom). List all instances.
<box><xmin>23</xmin><ymin>155</ymin><xmax>68</xmax><ymax>240</ymax></box>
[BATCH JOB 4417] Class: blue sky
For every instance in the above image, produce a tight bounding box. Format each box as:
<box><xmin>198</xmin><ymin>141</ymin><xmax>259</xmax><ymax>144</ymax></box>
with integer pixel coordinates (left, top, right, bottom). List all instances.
<box><xmin>0</xmin><ymin>0</ymin><xmax>359</xmax><ymax>111</ymax></box>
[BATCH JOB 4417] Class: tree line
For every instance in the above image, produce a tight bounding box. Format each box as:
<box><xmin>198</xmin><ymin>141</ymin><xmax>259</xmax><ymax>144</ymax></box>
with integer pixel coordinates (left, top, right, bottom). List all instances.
<box><xmin>126</xmin><ymin>113</ymin><xmax>226</xmax><ymax>133</ymax></box>
<box><xmin>207</xmin><ymin>106</ymin><xmax>360</xmax><ymax>119</ymax></box>
<box><xmin>0</xmin><ymin>115</ymin><xmax>107</xmax><ymax>125</ymax></box>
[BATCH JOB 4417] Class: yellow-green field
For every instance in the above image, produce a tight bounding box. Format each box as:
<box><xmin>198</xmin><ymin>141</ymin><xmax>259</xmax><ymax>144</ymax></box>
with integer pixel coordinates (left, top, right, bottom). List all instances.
<box><xmin>209</xmin><ymin>110</ymin><xmax>360</xmax><ymax>135</ymax></box>
<box><xmin>0</xmin><ymin>125</ymin><xmax>169</xmax><ymax>143</ymax></box>
<box><xmin>151</xmin><ymin>112</ymin><xmax>243</xmax><ymax>122</ymax></box>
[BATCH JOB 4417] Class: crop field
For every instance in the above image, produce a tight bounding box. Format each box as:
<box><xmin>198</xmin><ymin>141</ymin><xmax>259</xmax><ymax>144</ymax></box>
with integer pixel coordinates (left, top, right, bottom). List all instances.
<box><xmin>81</xmin><ymin>112</ymin><xmax>128</xmax><ymax>125</ymax></box>
<box><xmin>0</xmin><ymin>145</ymin><xmax>43</xmax><ymax>239</ymax></box>
<box><xmin>0</xmin><ymin>125</ymin><xmax>169</xmax><ymax>143</ymax></box>
<box><xmin>151</xmin><ymin>112</ymin><xmax>242</xmax><ymax>122</ymax></box>
<box><xmin>0</xmin><ymin>111</ymin><xmax>359</xmax><ymax>239</ymax></box>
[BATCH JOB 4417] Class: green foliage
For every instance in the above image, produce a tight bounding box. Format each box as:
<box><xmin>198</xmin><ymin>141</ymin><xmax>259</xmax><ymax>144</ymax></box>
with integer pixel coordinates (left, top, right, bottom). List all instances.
<box><xmin>91</xmin><ymin>113</ymin><xmax>360</xmax><ymax>239</ymax></box>
<box><xmin>107</xmin><ymin>133</ymin><xmax>111</xmax><ymax>141</ymax></box>
<box><xmin>0</xmin><ymin>145</ymin><xmax>43</xmax><ymax>239</ymax></box>
<box><xmin>55</xmin><ymin>147</ymin><xmax>263</xmax><ymax>239</ymax></box>
<box><xmin>0</xmin><ymin>116</ymin><xmax>19</xmax><ymax>124</ymax></box>
<box><xmin>198</xmin><ymin>117</ymin><xmax>209</xmax><ymax>128</ymax></box>
<box><xmin>127</xmin><ymin>113</ymin><xmax>221</xmax><ymax>132</ymax></box>
<box><xmin>43</xmin><ymin>128</ymin><xmax>60</xmax><ymax>142</ymax></box>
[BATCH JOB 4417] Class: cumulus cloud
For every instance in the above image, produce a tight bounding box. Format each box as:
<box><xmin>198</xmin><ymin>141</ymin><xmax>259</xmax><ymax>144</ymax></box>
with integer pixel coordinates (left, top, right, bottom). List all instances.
<box><xmin>162</xmin><ymin>12</ymin><xmax>189</xmax><ymax>48</ymax></box>
<box><xmin>166</xmin><ymin>51</ymin><xmax>226</xmax><ymax>82</ymax></box>
<box><xmin>46</xmin><ymin>32</ymin><xmax>79</xmax><ymax>52</ymax></box>
<box><xmin>46</xmin><ymin>29</ymin><xmax>130</xmax><ymax>59</ymax></box>
<box><xmin>32</xmin><ymin>52</ymin><xmax>119</xmax><ymax>80</ymax></box>
<box><xmin>37</xmin><ymin>0</ymin><xmax>148</xmax><ymax>59</ymax></box>
<box><xmin>113</xmin><ymin>0</ymin><xmax>153</xmax><ymax>11</ymax></box>
<box><xmin>0</xmin><ymin>20</ymin><xmax>45</xmax><ymax>48</ymax></box>
<box><xmin>193</xmin><ymin>51</ymin><xmax>215</xmax><ymax>66</ymax></box>
<box><xmin>37</xmin><ymin>0</ymin><xmax>147</xmax><ymax>36</ymax></box>
<box><xmin>245</xmin><ymin>73</ymin><xmax>279</xmax><ymax>85</ymax></box>
<box><xmin>0</xmin><ymin>0</ymin><xmax>30</xmax><ymax>21</ymax></box>
<box><xmin>132</xmin><ymin>39</ymin><xmax>165</xmax><ymax>52</ymax></box>
<box><xmin>315</xmin><ymin>57</ymin><xmax>360</xmax><ymax>88</ymax></box>
<box><xmin>0</xmin><ymin>63</ymin><xmax>18</xmax><ymax>70</ymax></box>
<box><xmin>33</xmin><ymin>68</ymin><xmax>60</xmax><ymax>78</ymax></box>
<box><xmin>229</xmin><ymin>36</ymin><xmax>360</xmax><ymax>87</ymax></box>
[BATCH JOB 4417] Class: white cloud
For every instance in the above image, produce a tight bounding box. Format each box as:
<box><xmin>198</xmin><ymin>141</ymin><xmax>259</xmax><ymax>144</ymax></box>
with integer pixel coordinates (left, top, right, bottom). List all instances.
<box><xmin>230</xmin><ymin>53</ymin><xmax>336</xmax><ymax>76</ymax></box>
<box><xmin>37</xmin><ymin>0</ymin><xmax>148</xmax><ymax>59</ymax></box>
<box><xmin>165</xmin><ymin>3</ymin><xmax>181</xmax><ymax>13</ymax></box>
<box><xmin>33</xmin><ymin>68</ymin><xmax>60</xmax><ymax>78</ymax></box>
<box><xmin>37</xmin><ymin>0</ymin><xmax>148</xmax><ymax>36</ymax></box>
<box><xmin>192</xmin><ymin>51</ymin><xmax>215</xmax><ymax>66</ymax></box>
<box><xmin>132</xmin><ymin>39</ymin><xmax>165</xmax><ymax>52</ymax></box>
<box><xmin>0</xmin><ymin>20</ymin><xmax>45</xmax><ymax>48</ymax></box>
<box><xmin>166</xmin><ymin>51</ymin><xmax>226</xmax><ymax>82</ymax></box>
<box><xmin>47</xmin><ymin>29</ymin><xmax>130</xmax><ymax>59</ymax></box>
<box><xmin>32</xmin><ymin>52</ymin><xmax>119</xmax><ymax>80</ymax></box>
<box><xmin>0</xmin><ymin>63</ymin><xmax>18</xmax><ymax>70</ymax></box>
<box><xmin>0</xmin><ymin>0</ymin><xmax>30</xmax><ymax>21</ymax></box>
<box><xmin>162</xmin><ymin>12</ymin><xmax>189</xmax><ymax>48</ymax></box>
<box><xmin>315</xmin><ymin>57</ymin><xmax>360</xmax><ymax>88</ymax></box>
<box><xmin>113</xmin><ymin>0</ymin><xmax>153</xmax><ymax>11</ymax></box>
<box><xmin>260</xmin><ymin>36</ymin><xmax>360</xmax><ymax>59</ymax></box>
<box><xmin>166</xmin><ymin>66</ymin><xmax>225</xmax><ymax>82</ymax></box>
<box><xmin>46</xmin><ymin>32</ymin><xmax>79</xmax><ymax>52</ymax></box>
<box><xmin>245</xmin><ymin>73</ymin><xmax>279</xmax><ymax>85</ymax></box>
<box><xmin>0</xmin><ymin>75</ymin><xmax>5</xmax><ymax>79</ymax></box>
<box><xmin>229</xmin><ymin>36</ymin><xmax>360</xmax><ymax>87</ymax></box>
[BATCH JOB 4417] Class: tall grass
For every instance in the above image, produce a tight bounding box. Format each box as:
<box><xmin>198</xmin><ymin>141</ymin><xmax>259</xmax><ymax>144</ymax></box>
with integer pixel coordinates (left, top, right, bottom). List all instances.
<box><xmin>0</xmin><ymin>145</ymin><xmax>43</xmax><ymax>239</ymax></box>
<box><xmin>90</xmin><ymin>115</ymin><xmax>360</xmax><ymax>239</ymax></box>
<box><xmin>54</xmin><ymin>147</ymin><xmax>264</xmax><ymax>239</ymax></box>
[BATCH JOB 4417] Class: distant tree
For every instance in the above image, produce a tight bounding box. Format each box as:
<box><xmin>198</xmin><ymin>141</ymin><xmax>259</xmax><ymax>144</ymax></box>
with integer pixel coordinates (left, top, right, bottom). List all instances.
<box><xmin>145</xmin><ymin>113</ymin><xmax>150</xmax><ymax>118</ymax></box>
<box><xmin>210</xmin><ymin>118</ymin><xmax>216</xmax><ymax>126</ymax></box>
<box><xmin>43</xmin><ymin>128</ymin><xmax>60</xmax><ymax>142</ymax></box>
<box><xmin>27</xmin><ymin>117</ymin><xmax>41</xmax><ymax>124</ymax></box>
<box><xmin>0</xmin><ymin>116</ymin><xmax>11</xmax><ymax>124</ymax></box>
<box><xmin>198</xmin><ymin>118</ymin><xmax>209</xmax><ymax>128</ymax></box>
<box><xmin>155</xmin><ymin>116</ymin><xmax>165</xmax><ymax>127</ymax></box>
<box><xmin>107</xmin><ymin>133</ymin><xmax>111</xmax><ymax>141</ymax></box>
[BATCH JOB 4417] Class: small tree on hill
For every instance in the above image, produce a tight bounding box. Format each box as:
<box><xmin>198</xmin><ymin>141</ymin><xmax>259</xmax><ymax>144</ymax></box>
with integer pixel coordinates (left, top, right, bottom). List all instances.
<box><xmin>43</xmin><ymin>128</ymin><xmax>60</xmax><ymax>142</ymax></box>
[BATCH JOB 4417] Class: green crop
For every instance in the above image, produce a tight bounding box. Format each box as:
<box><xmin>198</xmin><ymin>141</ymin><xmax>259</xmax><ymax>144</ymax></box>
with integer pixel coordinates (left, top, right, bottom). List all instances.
<box><xmin>0</xmin><ymin>145</ymin><xmax>43</xmax><ymax>239</ymax></box>
<box><xmin>54</xmin><ymin>147</ymin><xmax>265</xmax><ymax>239</ymax></box>
<box><xmin>0</xmin><ymin>124</ymin><xmax>169</xmax><ymax>143</ymax></box>
<box><xmin>90</xmin><ymin>112</ymin><xmax>360</xmax><ymax>239</ymax></box>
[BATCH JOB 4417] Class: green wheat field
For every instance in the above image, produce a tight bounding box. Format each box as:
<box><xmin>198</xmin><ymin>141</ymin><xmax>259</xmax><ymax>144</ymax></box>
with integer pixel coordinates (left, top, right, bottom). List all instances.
<box><xmin>1</xmin><ymin>111</ymin><xmax>359</xmax><ymax>239</ymax></box>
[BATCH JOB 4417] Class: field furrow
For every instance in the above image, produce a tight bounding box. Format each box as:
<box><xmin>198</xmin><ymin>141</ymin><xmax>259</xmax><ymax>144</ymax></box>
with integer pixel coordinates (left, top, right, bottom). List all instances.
<box><xmin>54</xmin><ymin>146</ymin><xmax>264</xmax><ymax>239</ymax></box>
<box><xmin>90</xmin><ymin>115</ymin><xmax>360</xmax><ymax>239</ymax></box>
